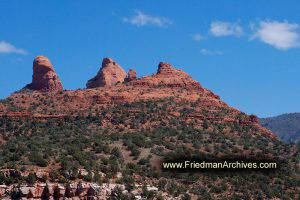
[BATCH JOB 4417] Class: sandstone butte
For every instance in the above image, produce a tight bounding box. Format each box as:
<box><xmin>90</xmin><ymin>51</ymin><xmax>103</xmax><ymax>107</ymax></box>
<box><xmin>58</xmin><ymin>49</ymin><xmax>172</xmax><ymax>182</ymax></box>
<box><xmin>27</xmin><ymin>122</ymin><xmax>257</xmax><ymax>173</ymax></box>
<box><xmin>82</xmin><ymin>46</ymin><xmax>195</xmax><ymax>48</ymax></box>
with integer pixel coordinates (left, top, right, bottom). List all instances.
<box><xmin>86</xmin><ymin>58</ymin><xmax>127</xmax><ymax>88</ymax></box>
<box><xmin>0</xmin><ymin>56</ymin><xmax>272</xmax><ymax>135</ymax></box>
<box><xmin>24</xmin><ymin>56</ymin><xmax>63</xmax><ymax>92</ymax></box>
<box><xmin>129</xmin><ymin>62</ymin><xmax>220</xmax><ymax>99</ymax></box>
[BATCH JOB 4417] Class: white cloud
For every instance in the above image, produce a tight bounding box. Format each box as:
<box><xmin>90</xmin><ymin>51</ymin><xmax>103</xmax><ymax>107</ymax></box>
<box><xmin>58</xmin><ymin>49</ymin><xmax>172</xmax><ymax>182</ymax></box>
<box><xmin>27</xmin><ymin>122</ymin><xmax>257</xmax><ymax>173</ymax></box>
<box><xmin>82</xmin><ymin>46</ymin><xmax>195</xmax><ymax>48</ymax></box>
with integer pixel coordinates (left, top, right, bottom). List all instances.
<box><xmin>250</xmin><ymin>20</ymin><xmax>300</xmax><ymax>50</ymax></box>
<box><xmin>0</xmin><ymin>41</ymin><xmax>27</xmax><ymax>54</ymax></box>
<box><xmin>193</xmin><ymin>33</ymin><xmax>205</xmax><ymax>41</ymax></box>
<box><xmin>123</xmin><ymin>10</ymin><xmax>172</xmax><ymax>27</ymax></box>
<box><xmin>210</xmin><ymin>21</ymin><xmax>243</xmax><ymax>37</ymax></box>
<box><xmin>200</xmin><ymin>48</ymin><xmax>223</xmax><ymax>56</ymax></box>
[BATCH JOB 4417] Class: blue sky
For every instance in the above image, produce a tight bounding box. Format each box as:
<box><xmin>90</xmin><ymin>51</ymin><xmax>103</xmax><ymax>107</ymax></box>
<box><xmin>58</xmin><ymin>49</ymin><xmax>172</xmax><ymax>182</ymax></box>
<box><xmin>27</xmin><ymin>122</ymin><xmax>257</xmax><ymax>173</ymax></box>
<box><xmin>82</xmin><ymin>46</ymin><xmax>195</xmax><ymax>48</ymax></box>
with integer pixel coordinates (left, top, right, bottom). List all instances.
<box><xmin>0</xmin><ymin>0</ymin><xmax>300</xmax><ymax>117</ymax></box>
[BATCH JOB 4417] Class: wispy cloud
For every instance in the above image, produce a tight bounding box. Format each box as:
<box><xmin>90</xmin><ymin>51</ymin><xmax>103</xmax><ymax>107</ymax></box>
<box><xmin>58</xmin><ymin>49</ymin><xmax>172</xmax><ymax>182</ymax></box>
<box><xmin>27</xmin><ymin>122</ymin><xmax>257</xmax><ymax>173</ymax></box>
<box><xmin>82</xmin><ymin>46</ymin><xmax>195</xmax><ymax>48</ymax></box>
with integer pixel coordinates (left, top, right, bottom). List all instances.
<box><xmin>210</xmin><ymin>21</ymin><xmax>243</xmax><ymax>37</ymax></box>
<box><xmin>250</xmin><ymin>20</ymin><xmax>300</xmax><ymax>50</ymax></box>
<box><xmin>123</xmin><ymin>10</ymin><xmax>172</xmax><ymax>27</ymax></box>
<box><xmin>192</xmin><ymin>33</ymin><xmax>205</xmax><ymax>41</ymax></box>
<box><xmin>200</xmin><ymin>48</ymin><xmax>223</xmax><ymax>56</ymax></box>
<box><xmin>0</xmin><ymin>41</ymin><xmax>27</xmax><ymax>55</ymax></box>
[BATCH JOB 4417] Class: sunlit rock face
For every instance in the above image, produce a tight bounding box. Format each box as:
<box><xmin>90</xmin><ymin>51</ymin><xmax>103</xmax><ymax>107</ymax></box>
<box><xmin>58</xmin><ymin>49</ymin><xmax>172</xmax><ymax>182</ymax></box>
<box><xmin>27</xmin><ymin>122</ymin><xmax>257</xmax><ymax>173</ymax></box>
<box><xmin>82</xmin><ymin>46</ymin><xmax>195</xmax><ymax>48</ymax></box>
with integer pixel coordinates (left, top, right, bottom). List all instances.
<box><xmin>24</xmin><ymin>56</ymin><xmax>63</xmax><ymax>92</ymax></box>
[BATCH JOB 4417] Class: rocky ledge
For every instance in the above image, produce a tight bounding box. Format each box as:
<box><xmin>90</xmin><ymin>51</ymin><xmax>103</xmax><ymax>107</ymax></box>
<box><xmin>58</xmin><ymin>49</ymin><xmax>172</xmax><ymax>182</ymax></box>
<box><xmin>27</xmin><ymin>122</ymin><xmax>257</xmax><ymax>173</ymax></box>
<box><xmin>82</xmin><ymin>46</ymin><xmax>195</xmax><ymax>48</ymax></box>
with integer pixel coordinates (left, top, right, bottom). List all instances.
<box><xmin>0</xmin><ymin>182</ymin><xmax>175</xmax><ymax>200</ymax></box>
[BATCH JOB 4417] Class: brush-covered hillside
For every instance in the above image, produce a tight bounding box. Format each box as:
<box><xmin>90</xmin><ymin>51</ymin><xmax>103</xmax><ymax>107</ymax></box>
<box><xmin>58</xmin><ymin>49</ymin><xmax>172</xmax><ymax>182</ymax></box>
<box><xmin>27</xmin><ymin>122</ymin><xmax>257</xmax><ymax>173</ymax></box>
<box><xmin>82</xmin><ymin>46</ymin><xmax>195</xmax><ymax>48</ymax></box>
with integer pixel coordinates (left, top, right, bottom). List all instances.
<box><xmin>260</xmin><ymin>113</ymin><xmax>300</xmax><ymax>144</ymax></box>
<box><xmin>0</xmin><ymin>56</ymin><xmax>299</xmax><ymax>200</ymax></box>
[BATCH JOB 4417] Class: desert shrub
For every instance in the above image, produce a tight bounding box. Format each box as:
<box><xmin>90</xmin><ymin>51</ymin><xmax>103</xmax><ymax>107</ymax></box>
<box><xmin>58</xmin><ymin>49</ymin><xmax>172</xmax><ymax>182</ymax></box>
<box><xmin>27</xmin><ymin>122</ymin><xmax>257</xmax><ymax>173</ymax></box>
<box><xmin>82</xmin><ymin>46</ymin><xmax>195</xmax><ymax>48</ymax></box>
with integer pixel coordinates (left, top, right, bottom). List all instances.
<box><xmin>29</xmin><ymin>152</ymin><xmax>47</xmax><ymax>167</ymax></box>
<box><xmin>26</xmin><ymin>173</ymin><xmax>36</xmax><ymax>185</ymax></box>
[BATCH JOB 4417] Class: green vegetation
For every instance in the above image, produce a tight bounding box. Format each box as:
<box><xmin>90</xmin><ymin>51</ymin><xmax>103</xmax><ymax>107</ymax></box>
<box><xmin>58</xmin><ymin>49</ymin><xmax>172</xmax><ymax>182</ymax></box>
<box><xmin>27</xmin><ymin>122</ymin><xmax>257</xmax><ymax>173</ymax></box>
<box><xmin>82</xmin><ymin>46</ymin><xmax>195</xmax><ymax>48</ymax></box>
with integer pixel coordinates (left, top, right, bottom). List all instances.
<box><xmin>0</xmin><ymin>99</ymin><xmax>299</xmax><ymax>199</ymax></box>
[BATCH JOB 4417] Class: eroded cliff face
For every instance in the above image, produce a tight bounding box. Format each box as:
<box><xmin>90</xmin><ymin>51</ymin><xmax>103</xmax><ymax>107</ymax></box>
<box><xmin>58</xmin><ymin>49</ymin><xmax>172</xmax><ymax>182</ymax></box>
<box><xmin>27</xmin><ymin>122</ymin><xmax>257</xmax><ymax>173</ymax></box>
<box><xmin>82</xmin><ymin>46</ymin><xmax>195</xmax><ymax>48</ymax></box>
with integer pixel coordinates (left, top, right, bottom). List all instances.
<box><xmin>130</xmin><ymin>62</ymin><xmax>203</xmax><ymax>90</ymax></box>
<box><xmin>0</xmin><ymin>169</ymin><xmax>166</xmax><ymax>200</ymax></box>
<box><xmin>1</xmin><ymin>182</ymin><xmax>102</xmax><ymax>200</ymax></box>
<box><xmin>127</xmin><ymin>62</ymin><xmax>222</xmax><ymax>101</ymax></box>
<box><xmin>24</xmin><ymin>56</ymin><xmax>63</xmax><ymax>92</ymax></box>
<box><xmin>86</xmin><ymin>58</ymin><xmax>127</xmax><ymax>88</ymax></box>
<box><xmin>1</xmin><ymin>182</ymin><xmax>165</xmax><ymax>200</ymax></box>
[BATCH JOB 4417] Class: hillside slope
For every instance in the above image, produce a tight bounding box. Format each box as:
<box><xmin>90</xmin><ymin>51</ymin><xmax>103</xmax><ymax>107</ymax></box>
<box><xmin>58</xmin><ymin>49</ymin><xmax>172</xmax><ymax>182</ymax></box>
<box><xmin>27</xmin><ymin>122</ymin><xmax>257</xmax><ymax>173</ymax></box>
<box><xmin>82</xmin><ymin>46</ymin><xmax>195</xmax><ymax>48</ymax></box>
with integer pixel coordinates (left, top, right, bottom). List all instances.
<box><xmin>260</xmin><ymin>113</ymin><xmax>300</xmax><ymax>143</ymax></box>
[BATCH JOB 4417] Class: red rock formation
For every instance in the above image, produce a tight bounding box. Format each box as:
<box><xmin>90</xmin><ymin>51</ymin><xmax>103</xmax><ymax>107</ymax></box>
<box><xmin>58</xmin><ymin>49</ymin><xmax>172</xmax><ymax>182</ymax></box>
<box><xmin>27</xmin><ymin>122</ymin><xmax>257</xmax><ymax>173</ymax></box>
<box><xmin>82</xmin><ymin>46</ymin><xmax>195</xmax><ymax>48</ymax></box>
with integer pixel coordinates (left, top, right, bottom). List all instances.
<box><xmin>24</xmin><ymin>56</ymin><xmax>63</xmax><ymax>92</ymax></box>
<box><xmin>86</xmin><ymin>58</ymin><xmax>126</xmax><ymax>88</ymax></box>
<box><xmin>129</xmin><ymin>62</ymin><xmax>221</xmax><ymax>99</ymax></box>
<box><xmin>131</xmin><ymin>62</ymin><xmax>194</xmax><ymax>87</ymax></box>
<box><xmin>157</xmin><ymin>62</ymin><xmax>178</xmax><ymax>75</ymax></box>
<box><xmin>3</xmin><ymin>58</ymin><xmax>273</xmax><ymax>137</ymax></box>
<box><xmin>125</xmin><ymin>69</ymin><xmax>137</xmax><ymax>82</ymax></box>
